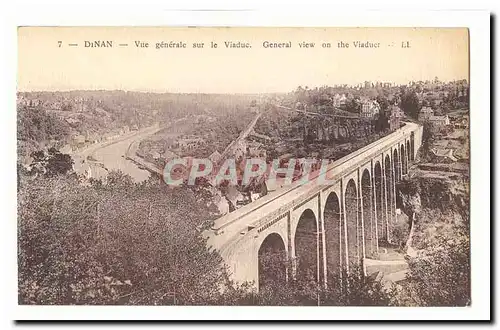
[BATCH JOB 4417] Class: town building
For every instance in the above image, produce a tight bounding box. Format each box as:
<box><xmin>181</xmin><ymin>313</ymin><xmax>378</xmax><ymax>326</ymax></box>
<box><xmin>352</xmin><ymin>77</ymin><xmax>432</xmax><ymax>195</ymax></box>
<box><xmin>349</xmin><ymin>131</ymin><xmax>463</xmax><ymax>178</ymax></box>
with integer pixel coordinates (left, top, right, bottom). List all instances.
<box><xmin>451</xmin><ymin>117</ymin><xmax>469</xmax><ymax>129</ymax></box>
<box><xmin>233</xmin><ymin>140</ymin><xmax>247</xmax><ymax>161</ymax></box>
<box><xmin>163</xmin><ymin>150</ymin><xmax>179</xmax><ymax>160</ymax></box>
<box><xmin>246</xmin><ymin>141</ymin><xmax>266</xmax><ymax>158</ymax></box>
<box><xmin>418</xmin><ymin>106</ymin><xmax>434</xmax><ymax>121</ymax></box>
<box><xmin>388</xmin><ymin>105</ymin><xmax>404</xmax><ymax>130</ymax></box>
<box><xmin>360</xmin><ymin>100</ymin><xmax>380</xmax><ymax>118</ymax></box>
<box><xmin>72</xmin><ymin>135</ymin><xmax>86</xmax><ymax>149</ymax></box>
<box><xmin>428</xmin><ymin>115</ymin><xmax>450</xmax><ymax>127</ymax></box>
<box><xmin>430</xmin><ymin>148</ymin><xmax>457</xmax><ymax>163</ymax></box>
<box><xmin>249</xmin><ymin>131</ymin><xmax>271</xmax><ymax>143</ymax></box>
<box><xmin>177</xmin><ymin>136</ymin><xmax>206</xmax><ymax>149</ymax></box>
<box><xmin>151</xmin><ymin>151</ymin><xmax>161</xmax><ymax>160</ymax></box>
<box><xmin>209</xmin><ymin>150</ymin><xmax>222</xmax><ymax>164</ymax></box>
<box><xmin>65</xmin><ymin>118</ymin><xmax>81</xmax><ymax>125</ymax></box>
<box><xmin>332</xmin><ymin>93</ymin><xmax>347</xmax><ymax>107</ymax></box>
<box><xmin>86</xmin><ymin>132</ymin><xmax>100</xmax><ymax>144</ymax></box>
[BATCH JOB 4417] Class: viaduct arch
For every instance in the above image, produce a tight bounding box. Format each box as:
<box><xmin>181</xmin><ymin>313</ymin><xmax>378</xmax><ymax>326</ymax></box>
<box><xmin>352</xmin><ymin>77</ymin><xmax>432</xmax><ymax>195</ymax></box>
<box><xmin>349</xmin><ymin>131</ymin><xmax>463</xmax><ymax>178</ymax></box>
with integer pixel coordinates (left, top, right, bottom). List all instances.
<box><xmin>258</xmin><ymin>232</ymin><xmax>287</xmax><ymax>290</ymax></box>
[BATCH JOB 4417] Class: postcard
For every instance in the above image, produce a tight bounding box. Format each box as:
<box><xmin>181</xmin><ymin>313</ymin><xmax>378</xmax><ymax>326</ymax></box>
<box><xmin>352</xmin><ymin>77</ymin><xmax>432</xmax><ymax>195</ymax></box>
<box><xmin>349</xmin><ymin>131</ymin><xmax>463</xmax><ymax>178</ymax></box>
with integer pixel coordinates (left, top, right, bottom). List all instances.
<box><xmin>14</xmin><ymin>20</ymin><xmax>487</xmax><ymax>321</ymax></box>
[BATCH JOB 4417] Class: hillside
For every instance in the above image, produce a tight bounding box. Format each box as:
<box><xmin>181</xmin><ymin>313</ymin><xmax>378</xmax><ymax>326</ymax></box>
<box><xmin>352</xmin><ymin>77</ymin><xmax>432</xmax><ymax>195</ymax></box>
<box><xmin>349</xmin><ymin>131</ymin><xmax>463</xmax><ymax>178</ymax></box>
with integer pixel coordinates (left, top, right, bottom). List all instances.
<box><xmin>17</xmin><ymin>91</ymin><xmax>264</xmax><ymax>161</ymax></box>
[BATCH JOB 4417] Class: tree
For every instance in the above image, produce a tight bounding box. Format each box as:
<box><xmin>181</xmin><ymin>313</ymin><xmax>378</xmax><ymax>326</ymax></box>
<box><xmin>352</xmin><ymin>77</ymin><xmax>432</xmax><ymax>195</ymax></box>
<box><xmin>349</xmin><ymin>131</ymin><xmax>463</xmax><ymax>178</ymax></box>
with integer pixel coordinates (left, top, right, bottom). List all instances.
<box><xmin>376</xmin><ymin>95</ymin><xmax>390</xmax><ymax>112</ymax></box>
<box><xmin>17</xmin><ymin>106</ymin><xmax>71</xmax><ymax>144</ymax></box>
<box><xmin>254</xmin><ymin>251</ymin><xmax>391</xmax><ymax>306</ymax></box>
<box><xmin>29</xmin><ymin>147</ymin><xmax>73</xmax><ymax>177</ymax></box>
<box><xmin>375</xmin><ymin>110</ymin><xmax>390</xmax><ymax>133</ymax></box>
<box><xmin>17</xmin><ymin>171</ymin><xmax>232</xmax><ymax>305</ymax></box>
<box><xmin>419</xmin><ymin>121</ymin><xmax>439</xmax><ymax>162</ymax></box>
<box><xmin>400</xmin><ymin>90</ymin><xmax>421</xmax><ymax>119</ymax></box>
<box><xmin>397</xmin><ymin>178</ymin><xmax>422</xmax><ymax>252</ymax></box>
<box><xmin>106</xmin><ymin>170</ymin><xmax>134</xmax><ymax>187</ymax></box>
<box><xmin>345</xmin><ymin>98</ymin><xmax>361</xmax><ymax>114</ymax></box>
<box><xmin>392</xmin><ymin>231</ymin><xmax>470</xmax><ymax>306</ymax></box>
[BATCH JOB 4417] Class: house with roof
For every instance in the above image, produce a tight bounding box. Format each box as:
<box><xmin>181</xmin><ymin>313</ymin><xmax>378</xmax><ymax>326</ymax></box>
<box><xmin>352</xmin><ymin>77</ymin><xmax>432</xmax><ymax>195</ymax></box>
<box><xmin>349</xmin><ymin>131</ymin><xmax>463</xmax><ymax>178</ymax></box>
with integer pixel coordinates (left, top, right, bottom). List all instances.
<box><xmin>150</xmin><ymin>151</ymin><xmax>161</xmax><ymax>160</ymax></box>
<box><xmin>418</xmin><ymin>107</ymin><xmax>434</xmax><ymax>121</ymax></box>
<box><xmin>65</xmin><ymin>117</ymin><xmax>81</xmax><ymax>125</ymax></box>
<box><xmin>332</xmin><ymin>93</ymin><xmax>347</xmax><ymax>107</ymax></box>
<box><xmin>430</xmin><ymin>148</ymin><xmax>457</xmax><ymax>163</ymax></box>
<box><xmin>59</xmin><ymin>144</ymin><xmax>72</xmax><ymax>155</ymax></box>
<box><xmin>360</xmin><ymin>99</ymin><xmax>380</xmax><ymax>118</ymax></box>
<box><xmin>428</xmin><ymin>115</ymin><xmax>450</xmax><ymax>127</ymax></box>
<box><xmin>249</xmin><ymin>130</ymin><xmax>271</xmax><ymax>143</ymax></box>
<box><xmin>388</xmin><ymin>105</ymin><xmax>404</xmax><ymax>131</ymax></box>
<box><xmin>246</xmin><ymin>141</ymin><xmax>266</xmax><ymax>158</ymax></box>
<box><xmin>451</xmin><ymin>117</ymin><xmax>469</xmax><ymax>129</ymax></box>
<box><xmin>72</xmin><ymin>135</ymin><xmax>86</xmax><ymax>149</ymax></box>
<box><xmin>209</xmin><ymin>150</ymin><xmax>222</xmax><ymax>164</ymax></box>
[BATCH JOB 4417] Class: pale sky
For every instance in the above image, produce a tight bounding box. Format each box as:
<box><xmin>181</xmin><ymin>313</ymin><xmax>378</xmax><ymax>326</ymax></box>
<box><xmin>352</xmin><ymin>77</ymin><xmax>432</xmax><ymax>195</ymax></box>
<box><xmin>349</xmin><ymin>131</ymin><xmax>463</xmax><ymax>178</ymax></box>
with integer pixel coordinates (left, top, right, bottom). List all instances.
<box><xmin>18</xmin><ymin>27</ymin><xmax>469</xmax><ymax>93</ymax></box>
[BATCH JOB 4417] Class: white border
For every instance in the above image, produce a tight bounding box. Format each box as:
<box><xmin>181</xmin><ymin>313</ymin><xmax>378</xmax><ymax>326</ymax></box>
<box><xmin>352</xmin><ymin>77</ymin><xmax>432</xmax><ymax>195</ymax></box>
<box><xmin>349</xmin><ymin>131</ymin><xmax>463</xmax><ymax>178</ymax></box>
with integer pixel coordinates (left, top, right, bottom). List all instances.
<box><xmin>3</xmin><ymin>5</ymin><xmax>491</xmax><ymax>322</ymax></box>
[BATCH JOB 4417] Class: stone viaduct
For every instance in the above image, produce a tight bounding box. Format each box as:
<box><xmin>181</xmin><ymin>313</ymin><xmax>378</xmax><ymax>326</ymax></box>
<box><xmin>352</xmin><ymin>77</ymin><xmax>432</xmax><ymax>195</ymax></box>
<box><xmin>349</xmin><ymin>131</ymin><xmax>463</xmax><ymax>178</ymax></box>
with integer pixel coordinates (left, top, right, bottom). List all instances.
<box><xmin>204</xmin><ymin>122</ymin><xmax>424</xmax><ymax>290</ymax></box>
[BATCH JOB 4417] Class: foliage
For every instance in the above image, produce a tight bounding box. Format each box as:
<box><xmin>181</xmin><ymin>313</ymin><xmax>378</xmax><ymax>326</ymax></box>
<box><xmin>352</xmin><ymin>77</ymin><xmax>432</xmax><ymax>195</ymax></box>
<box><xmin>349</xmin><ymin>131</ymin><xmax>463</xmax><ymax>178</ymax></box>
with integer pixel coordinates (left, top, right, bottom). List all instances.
<box><xmin>17</xmin><ymin>106</ymin><xmax>71</xmax><ymax>144</ymax></box>
<box><xmin>390</xmin><ymin>220</ymin><xmax>410</xmax><ymax>250</ymax></box>
<box><xmin>18</xmin><ymin>166</ymin><xmax>469</xmax><ymax>306</ymax></box>
<box><xmin>345</xmin><ymin>98</ymin><xmax>361</xmax><ymax>113</ymax></box>
<box><xmin>255</xmin><ymin>250</ymin><xmax>391</xmax><ymax>306</ymax></box>
<box><xmin>397</xmin><ymin>178</ymin><xmax>422</xmax><ymax>216</ymax></box>
<box><xmin>18</xmin><ymin>91</ymin><xmax>259</xmax><ymax>160</ymax></box>
<box><xmin>400</xmin><ymin>88</ymin><xmax>421</xmax><ymax>119</ymax></box>
<box><xmin>391</xmin><ymin>230</ymin><xmax>470</xmax><ymax>306</ymax></box>
<box><xmin>105</xmin><ymin>170</ymin><xmax>134</xmax><ymax>187</ymax></box>
<box><xmin>390</xmin><ymin>173</ymin><xmax>470</xmax><ymax>307</ymax></box>
<box><xmin>17</xmin><ymin>82</ymin><xmax>471</xmax><ymax>306</ymax></box>
<box><xmin>421</xmin><ymin>122</ymin><xmax>435</xmax><ymax>145</ymax></box>
<box><xmin>18</xmin><ymin>172</ymin><xmax>230</xmax><ymax>305</ymax></box>
<box><xmin>17</xmin><ymin>105</ymin><xmax>72</xmax><ymax>158</ymax></box>
<box><xmin>375</xmin><ymin>108</ymin><xmax>390</xmax><ymax>132</ymax></box>
<box><xmin>331</xmin><ymin>269</ymin><xmax>391</xmax><ymax>306</ymax></box>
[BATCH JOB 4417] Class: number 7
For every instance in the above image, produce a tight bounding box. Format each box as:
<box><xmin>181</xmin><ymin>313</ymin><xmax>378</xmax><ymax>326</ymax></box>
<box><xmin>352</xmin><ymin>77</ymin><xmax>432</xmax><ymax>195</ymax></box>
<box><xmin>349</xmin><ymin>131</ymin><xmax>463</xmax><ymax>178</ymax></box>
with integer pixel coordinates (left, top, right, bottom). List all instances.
<box><xmin>58</xmin><ymin>41</ymin><xmax>62</xmax><ymax>47</ymax></box>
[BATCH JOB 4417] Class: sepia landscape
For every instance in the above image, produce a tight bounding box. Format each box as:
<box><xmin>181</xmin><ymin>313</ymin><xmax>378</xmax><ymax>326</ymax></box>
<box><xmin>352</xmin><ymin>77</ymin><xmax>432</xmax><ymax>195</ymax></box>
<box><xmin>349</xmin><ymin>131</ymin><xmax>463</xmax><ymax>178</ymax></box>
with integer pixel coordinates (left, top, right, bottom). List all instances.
<box><xmin>17</xmin><ymin>27</ymin><xmax>470</xmax><ymax>306</ymax></box>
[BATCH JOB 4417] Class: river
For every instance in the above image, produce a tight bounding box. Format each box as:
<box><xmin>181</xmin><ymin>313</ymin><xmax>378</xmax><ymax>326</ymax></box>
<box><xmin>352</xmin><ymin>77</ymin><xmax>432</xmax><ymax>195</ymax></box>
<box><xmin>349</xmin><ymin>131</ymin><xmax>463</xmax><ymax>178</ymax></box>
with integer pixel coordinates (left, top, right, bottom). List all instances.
<box><xmin>72</xmin><ymin>126</ymin><xmax>162</xmax><ymax>183</ymax></box>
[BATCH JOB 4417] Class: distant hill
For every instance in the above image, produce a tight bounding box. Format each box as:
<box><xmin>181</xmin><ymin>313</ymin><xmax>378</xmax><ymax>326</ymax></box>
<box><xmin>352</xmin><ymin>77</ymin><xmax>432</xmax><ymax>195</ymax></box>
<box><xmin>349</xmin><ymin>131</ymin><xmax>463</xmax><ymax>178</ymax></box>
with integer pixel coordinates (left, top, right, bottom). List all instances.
<box><xmin>17</xmin><ymin>90</ymin><xmax>268</xmax><ymax>160</ymax></box>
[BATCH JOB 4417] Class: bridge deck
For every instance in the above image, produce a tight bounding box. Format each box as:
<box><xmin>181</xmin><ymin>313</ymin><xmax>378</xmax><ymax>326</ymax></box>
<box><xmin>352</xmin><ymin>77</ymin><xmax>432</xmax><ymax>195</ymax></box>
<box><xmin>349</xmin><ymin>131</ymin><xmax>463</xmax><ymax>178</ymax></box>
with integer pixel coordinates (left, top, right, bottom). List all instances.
<box><xmin>207</xmin><ymin>122</ymin><xmax>420</xmax><ymax>245</ymax></box>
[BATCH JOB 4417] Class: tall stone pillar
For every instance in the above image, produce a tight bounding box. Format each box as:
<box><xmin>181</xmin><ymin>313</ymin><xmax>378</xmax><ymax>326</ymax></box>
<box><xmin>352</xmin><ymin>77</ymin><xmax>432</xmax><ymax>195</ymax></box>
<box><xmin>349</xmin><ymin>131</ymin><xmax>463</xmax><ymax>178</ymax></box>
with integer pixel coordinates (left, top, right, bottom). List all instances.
<box><xmin>287</xmin><ymin>212</ymin><xmax>297</xmax><ymax>281</ymax></box>
<box><xmin>390</xmin><ymin>151</ymin><xmax>397</xmax><ymax>243</ymax></box>
<box><xmin>341</xmin><ymin>180</ymin><xmax>350</xmax><ymax>274</ymax></box>
<box><xmin>337</xmin><ymin>206</ymin><xmax>345</xmax><ymax>294</ymax></box>
<box><xmin>406</xmin><ymin>142</ymin><xmax>410</xmax><ymax>173</ymax></box>
<box><xmin>286</xmin><ymin>211</ymin><xmax>292</xmax><ymax>283</ymax></box>
<box><xmin>400</xmin><ymin>145</ymin><xmax>404</xmax><ymax>175</ymax></box>
<box><xmin>357</xmin><ymin>169</ymin><xmax>366</xmax><ymax>266</ymax></box>
<box><xmin>371</xmin><ymin>162</ymin><xmax>379</xmax><ymax>256</ymax></box>
<box><xmin>382</xmin><ymin>160</ymin><xmax>389</xmax><ymax>242</ymax></box>
<box><xmin>356</xmin><ymin>193</ymin><xmax>362</xmax><ymax>269</ymax></box>
<box><xmin>317</xmin><ymin>194</ymin><xmax>327</xmax><ymax>288</ymax></box>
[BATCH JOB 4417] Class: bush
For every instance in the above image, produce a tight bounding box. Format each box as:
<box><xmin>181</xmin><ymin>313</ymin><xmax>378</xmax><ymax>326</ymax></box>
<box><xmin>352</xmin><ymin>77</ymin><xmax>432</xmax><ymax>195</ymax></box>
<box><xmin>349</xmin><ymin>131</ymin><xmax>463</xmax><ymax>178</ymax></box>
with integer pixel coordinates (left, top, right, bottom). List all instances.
<box><xmin>29</xmin><ymin>148</ymin><xmax>74</xmax><ymax>177</ymax></box>
<box><xmin>391</xmin><ymin>229</ymin><xmax>470</xmax><ymax>306</ymax></box>
<box><xmin>18</xmin><ymin>173</ymin><xmax>230</xmax><ymax>305</ymax></box>
<box><xmin>253</xmin><ymin>251</ymin><xmax>391</xmax><ymax>306</ymax></box>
